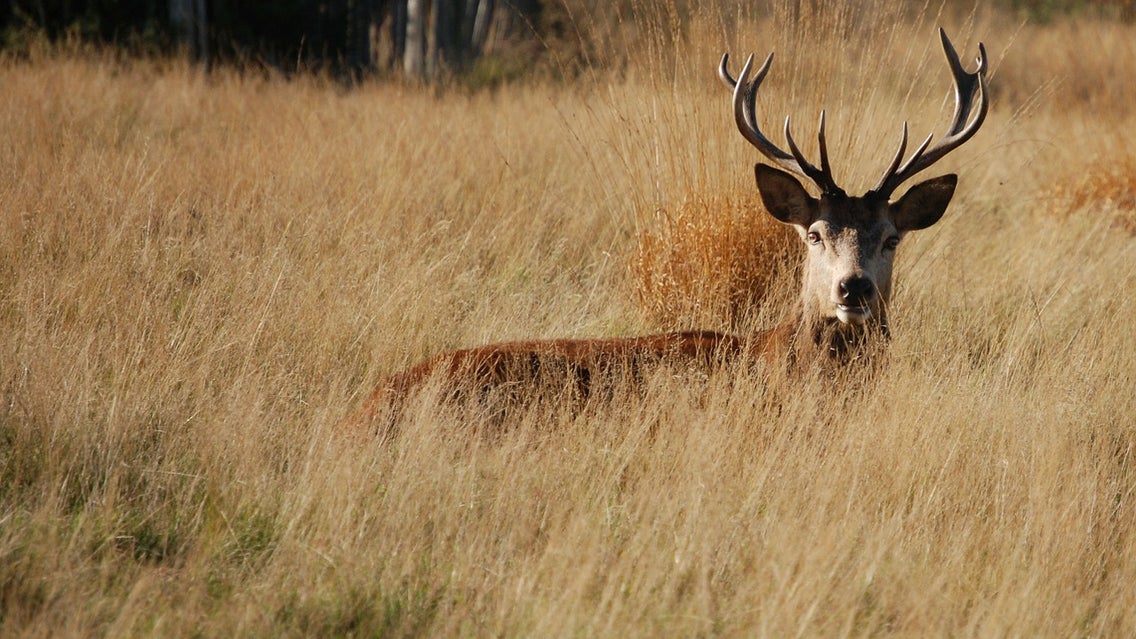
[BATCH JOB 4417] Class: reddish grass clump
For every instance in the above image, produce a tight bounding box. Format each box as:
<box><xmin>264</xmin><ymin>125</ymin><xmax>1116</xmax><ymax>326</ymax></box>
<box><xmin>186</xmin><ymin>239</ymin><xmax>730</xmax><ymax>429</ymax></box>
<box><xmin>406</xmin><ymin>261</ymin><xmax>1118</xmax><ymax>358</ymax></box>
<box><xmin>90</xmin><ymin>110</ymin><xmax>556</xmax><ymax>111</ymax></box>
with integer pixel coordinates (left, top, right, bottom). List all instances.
<box><xmin>1048</xmin><ymin>156</ymin><xmax>1136</xmax><ymax>233</ymax></box>
<box><xmin>632</xmin><ymin>194</ymin><xmax>798</xmax><ymax>331</ymax></box>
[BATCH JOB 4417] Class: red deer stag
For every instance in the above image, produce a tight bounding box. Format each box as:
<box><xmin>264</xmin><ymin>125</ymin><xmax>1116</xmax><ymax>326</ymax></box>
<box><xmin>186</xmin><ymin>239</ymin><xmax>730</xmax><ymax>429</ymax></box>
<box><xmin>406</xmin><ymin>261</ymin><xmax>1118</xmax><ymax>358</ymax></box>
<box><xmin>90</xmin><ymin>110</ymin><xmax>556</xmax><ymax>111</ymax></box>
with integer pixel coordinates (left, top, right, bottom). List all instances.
<box><xmin>354</xmin><ymin>28</ymin><xmax>988</xmax><ymax>423</ymax></box>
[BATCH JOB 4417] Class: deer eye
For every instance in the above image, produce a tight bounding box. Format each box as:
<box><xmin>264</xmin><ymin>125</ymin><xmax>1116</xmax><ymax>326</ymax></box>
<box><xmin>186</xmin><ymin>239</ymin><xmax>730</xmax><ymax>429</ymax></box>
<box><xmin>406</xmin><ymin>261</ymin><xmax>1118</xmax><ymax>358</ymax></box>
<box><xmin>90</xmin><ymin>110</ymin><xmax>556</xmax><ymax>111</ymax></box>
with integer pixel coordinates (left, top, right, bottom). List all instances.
<box><xmin>806</xmin><ymin>231</ymin><xmax>822</xmax><ymax>245</ymax></box>
<box><xmin>883</xmin><ymin>236</ymin><xmax>901</xmax><ymax>251</ymax></box>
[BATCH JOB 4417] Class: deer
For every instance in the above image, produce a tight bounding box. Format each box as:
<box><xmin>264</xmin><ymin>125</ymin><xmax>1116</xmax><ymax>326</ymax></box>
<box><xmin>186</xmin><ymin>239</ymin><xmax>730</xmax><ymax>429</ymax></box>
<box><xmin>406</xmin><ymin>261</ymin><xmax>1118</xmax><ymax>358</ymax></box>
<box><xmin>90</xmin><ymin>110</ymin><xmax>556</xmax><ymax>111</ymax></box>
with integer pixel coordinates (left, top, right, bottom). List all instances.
<box><xmin>352</xmin><ymin>28</ymin><xmax>988</xmax><ymax>426</ymax></box>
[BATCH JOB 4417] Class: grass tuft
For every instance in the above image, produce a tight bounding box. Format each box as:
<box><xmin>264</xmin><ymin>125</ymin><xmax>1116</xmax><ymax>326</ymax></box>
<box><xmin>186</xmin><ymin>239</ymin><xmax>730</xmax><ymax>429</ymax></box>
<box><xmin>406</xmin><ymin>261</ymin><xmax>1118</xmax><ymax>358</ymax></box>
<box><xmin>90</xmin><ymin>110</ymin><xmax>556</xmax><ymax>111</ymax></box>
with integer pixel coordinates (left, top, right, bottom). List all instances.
<box><xmin>1047</xmin><ymin>156</ymin><xmax>1136</xmax><ymax>232</ymax></box>
<box><xmin>632</xmin><ymin>193</ymin><xmax>797</xmax><ymax>331</ymax></box>
<box><xmin>3</xmin><ymin>5</ymin><xmax>1136</xmax><ymax>636</ymax></box>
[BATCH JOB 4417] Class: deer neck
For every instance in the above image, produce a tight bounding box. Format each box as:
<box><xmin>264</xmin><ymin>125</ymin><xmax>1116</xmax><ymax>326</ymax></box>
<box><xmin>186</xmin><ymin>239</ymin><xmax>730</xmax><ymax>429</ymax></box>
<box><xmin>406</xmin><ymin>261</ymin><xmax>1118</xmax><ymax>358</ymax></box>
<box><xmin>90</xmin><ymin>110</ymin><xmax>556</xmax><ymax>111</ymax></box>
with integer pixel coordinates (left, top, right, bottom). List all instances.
<box><xmin>789</xmin><ymin>297</ymin><xmax>890</xmax><ymax>366</ymax></box>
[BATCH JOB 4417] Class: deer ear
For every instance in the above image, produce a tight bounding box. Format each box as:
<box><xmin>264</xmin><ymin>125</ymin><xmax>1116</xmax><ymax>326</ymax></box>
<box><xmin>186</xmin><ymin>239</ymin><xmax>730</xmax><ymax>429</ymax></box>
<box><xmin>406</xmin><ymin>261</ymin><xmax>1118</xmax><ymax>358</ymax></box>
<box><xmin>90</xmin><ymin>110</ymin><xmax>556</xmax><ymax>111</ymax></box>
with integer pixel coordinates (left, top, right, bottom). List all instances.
<box><xmin>890</xmin><ymin>174</ymin><xmax>957</xmax><ymax>232</ymax></box>
<box><xmin>754</xmin><ymin>164</ymin><xmax>817</xmax><ymax>227</ymax></box>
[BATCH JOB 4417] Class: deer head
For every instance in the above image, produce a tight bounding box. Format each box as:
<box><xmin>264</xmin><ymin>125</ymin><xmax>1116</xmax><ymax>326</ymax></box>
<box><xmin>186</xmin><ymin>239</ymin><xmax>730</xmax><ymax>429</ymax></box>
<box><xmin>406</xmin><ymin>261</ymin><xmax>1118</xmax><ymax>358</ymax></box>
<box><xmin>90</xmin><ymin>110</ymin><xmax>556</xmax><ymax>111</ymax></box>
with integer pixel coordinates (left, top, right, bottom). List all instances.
<box><xmin>720</xmin><ymin>29</ymin><xmax>988</xmax><ymax>337</ymax></box>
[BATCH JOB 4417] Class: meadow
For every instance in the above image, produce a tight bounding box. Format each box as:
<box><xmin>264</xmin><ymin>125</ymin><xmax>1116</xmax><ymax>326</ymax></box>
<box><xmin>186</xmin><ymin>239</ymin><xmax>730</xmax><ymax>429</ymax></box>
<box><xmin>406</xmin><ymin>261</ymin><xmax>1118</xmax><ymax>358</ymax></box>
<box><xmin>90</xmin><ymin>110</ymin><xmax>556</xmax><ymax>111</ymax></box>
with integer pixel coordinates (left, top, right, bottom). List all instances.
<box><xmin>3</xmin><ymin>1</ymin><xmax>1136</xmax><ymax>636</ymax></box>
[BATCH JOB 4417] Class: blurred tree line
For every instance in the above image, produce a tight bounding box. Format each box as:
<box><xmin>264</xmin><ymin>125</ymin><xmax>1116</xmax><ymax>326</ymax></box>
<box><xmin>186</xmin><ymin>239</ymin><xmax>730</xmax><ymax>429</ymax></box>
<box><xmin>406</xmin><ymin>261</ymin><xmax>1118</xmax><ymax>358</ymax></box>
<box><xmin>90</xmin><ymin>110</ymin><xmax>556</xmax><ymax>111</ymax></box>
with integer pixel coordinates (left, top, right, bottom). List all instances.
<box><xmin>1009</xmin><ymin>0</ymin><xmax>1135</xmax><ymax>22</ymax></box>
<box><xmin>0</xmin><ymin>0</ymin><xmax>568</xmax><ymax>80</ymax></box>
<box><xmin>1</xmin><ymin>0</ymin><xmax>1133</xmax><ymax>81</ymax></box>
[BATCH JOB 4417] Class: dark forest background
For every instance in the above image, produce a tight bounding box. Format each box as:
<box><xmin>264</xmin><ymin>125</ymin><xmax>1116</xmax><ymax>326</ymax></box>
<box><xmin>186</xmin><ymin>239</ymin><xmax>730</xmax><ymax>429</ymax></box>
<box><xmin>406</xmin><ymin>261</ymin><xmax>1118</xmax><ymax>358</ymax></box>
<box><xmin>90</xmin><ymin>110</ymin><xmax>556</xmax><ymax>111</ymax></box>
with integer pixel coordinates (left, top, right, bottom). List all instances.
<box><xmin>0</xmin><ymin>0</ymin><xmax>569</xmax><ymax>82</ymax></box>
<box><xmin>1</xmin><ymin>1</ymin><xmax>1133</xmax><ymax>82</ymax></box>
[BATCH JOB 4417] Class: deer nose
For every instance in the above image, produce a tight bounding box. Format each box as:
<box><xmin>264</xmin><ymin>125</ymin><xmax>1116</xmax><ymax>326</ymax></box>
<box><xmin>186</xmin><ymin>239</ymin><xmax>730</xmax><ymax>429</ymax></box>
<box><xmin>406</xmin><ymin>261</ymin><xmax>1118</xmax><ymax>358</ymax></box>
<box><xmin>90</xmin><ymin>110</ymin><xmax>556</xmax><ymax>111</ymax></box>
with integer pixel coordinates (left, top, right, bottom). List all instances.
<box><xmin>839</xmin><ymin>277</ymin><xmax>875</xmax><ymax>305</ymax></box>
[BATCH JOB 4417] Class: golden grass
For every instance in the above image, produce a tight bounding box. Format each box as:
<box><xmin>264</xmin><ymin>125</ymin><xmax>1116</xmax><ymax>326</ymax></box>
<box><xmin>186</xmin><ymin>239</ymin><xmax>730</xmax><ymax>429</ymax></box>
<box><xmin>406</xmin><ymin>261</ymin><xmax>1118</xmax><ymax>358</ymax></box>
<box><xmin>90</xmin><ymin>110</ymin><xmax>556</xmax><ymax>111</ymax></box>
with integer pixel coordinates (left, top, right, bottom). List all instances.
<box><xmin>632</xmin><ymin>193</ymin><xmax>797</xmax><ymax>330</ymax></box>
<box><xmin>1048</xmin><ymin>156</ymin><xmax>1136</xmax><ymax>232</ymax></box>
<box><xmin>3</xmin><ymin>4</ymin><xmax>1136</xmax><ymax>636</ymax></box>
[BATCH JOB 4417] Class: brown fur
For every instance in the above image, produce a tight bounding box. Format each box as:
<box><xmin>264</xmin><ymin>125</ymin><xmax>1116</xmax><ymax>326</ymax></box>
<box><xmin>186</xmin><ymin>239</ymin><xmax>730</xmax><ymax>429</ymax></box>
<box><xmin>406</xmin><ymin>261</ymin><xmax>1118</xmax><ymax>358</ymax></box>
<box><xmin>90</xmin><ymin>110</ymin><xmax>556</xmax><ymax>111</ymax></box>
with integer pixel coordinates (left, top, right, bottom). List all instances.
<box><xmin>353</xmin><ymin>30</ymin><xmax>986</xmax><ymax>429</ymax></box>
<box><xmin>353</xmin><ymin>330</ymin><xmax>744</xmax><ymax>425</ymax></box>
<box><xmin>349</xmin><ymin>169</ymin><xmax>953</xmax><ymax>429</ymax></box>
<box><xmin>348</xmin><ymin>310</ymin><xmax>873</xmax><ymax>428</ymax></box>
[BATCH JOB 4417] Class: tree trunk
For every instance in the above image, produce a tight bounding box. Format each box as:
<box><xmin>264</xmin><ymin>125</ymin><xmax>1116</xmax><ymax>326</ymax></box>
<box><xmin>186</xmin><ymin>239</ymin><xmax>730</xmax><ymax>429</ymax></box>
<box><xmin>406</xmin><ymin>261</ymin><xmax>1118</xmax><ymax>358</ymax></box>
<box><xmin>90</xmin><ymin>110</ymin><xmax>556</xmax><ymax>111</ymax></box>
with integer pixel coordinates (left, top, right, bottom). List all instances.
<box><xmin>470</xmin><ymin>0</ymin><xmax>493</xmax><ymax>56</ymax></box>
<box><xmin>350</xmin><ymin>0</ymin><xmax>378</xmax><ymax>76</ymax></box>
<box><xmin>170</xmin><ymin>0</ymin><xmax>208</xmax><ymax>65</ymax></box>
<box><xmin>404</xmin><ymin>0</ymin><xmax>426</xmax><ymax>78</ymax></box>
<box><xmin>387</xmin><ymin>0</ymin><xmax>407</xmax><ymax>71</ymax></box>
<box><xmin>429</xmin><ymin>0</ymin><xmax>453</xmax><ymax>73</ymax></box>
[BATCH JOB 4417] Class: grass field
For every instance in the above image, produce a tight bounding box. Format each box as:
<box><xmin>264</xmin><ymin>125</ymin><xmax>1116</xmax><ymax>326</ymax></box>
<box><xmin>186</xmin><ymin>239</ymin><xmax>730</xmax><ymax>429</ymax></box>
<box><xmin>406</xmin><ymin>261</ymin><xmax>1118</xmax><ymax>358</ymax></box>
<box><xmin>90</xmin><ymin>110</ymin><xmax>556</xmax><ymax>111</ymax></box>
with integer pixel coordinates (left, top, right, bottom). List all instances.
<box><xmin>3</xmin><ymin>2</ymin><xmax>1136</xmax><ymax>636</ymax></box>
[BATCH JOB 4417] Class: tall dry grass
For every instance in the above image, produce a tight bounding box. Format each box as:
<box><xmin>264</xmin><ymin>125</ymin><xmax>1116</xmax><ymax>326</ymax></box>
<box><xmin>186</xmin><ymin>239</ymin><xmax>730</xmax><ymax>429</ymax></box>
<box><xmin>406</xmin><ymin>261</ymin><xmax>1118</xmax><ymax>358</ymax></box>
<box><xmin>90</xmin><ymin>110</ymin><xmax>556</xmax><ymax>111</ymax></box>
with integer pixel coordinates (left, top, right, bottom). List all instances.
<box><xmin>3</xmin><ymin>2</ymin><xmax>1136</xmax><ymax>636</ymax></box>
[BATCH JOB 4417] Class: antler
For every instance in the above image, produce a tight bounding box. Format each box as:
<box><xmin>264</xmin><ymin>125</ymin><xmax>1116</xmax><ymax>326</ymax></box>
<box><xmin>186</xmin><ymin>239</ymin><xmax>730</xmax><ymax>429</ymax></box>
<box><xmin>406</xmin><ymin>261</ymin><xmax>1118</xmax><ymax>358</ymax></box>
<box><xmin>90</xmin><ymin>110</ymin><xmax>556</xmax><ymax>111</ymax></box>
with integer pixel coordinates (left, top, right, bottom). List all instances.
<box><xmin>719</xmin><ymin>51</ymin><xmax>844</xmax><ymax>197</ymax></box>
<box><xmin>869</xmin><ymin>28</ymin><xmax>988</xmax><ymax>200</ymax></box>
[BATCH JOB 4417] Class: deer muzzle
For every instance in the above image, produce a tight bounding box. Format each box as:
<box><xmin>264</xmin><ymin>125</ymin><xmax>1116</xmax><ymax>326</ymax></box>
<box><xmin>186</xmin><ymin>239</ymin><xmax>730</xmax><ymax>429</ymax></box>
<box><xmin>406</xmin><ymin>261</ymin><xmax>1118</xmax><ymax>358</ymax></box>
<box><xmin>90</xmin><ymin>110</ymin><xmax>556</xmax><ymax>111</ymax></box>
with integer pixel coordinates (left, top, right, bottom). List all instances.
<box><xmin>835</xmin><ymin>276</ymin><xmax>876</xmax><ymax>325</ymax></box>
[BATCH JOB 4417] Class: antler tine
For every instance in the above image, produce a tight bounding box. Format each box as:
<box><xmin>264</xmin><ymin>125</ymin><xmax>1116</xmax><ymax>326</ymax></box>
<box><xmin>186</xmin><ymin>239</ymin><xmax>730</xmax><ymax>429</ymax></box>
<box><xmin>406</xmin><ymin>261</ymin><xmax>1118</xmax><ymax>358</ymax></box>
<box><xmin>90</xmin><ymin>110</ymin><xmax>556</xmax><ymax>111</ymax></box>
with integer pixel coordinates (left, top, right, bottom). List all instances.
<box><xmin>721</xmin><ymin>50</ymin><xmax>844</xmax><ymax>195</ymax></box>
<box><xmin>785</xmin><ymin>114</ymin><xmax>843</xmax><ymax>196</ymax></box>
<box><xmin>873</xmin><ymin>124</ymin><xmax>933</xmax><ymax>193</ymax></box>
<box><xmin>720</xmin><ymin>52</ymin><xmax>770</xmax><ymax>133</ymax></box>
<box><xmin>878</xmin><ymin>122</ymin><xmax>910</xmax><ymax>185</ymax></box>
<box><xmin>870</xmin><ymin>28</ymin><xmax>989</xmax><ymax>200</ymax></box>
<box><xmin>817</xmin><ymin>110</ymin><xmax>833</xmax><ymax>178</ymax></box>
<box><xmin>939</xmin><ymin>28</ymin><xmax>986</xmax><ymax>132</ymax></box>
<box><xmin>718</xmin><ymin>52</ymin><xmax>739</xmax><ymax>88</ymax></box>
<box><xmin>724</xmin><ymin>53</ymin><xmax>793</xmax><ymax>162</ymax></box>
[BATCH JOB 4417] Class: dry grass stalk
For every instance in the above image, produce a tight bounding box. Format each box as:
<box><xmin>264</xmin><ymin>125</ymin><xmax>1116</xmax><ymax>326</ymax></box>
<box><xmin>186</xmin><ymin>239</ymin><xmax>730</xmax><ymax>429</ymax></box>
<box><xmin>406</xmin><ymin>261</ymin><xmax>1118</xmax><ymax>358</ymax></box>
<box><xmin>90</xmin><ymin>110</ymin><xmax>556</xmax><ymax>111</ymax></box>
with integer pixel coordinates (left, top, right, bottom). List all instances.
<box><xmin>632</xmin><ymin>193</ymin><xmax>797</xmax><ymax>330</ymax></box>
<box><xmin>1047</xmin><ymin>156</ymin><xmax>1136</xmax><ymax>232</ymax></box>
<box><xmin>4</xmin><ymin>6</ymin><xmax>1136</xmax><ymax>637</ymax></box>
